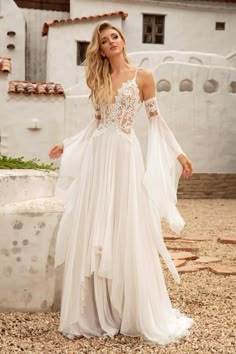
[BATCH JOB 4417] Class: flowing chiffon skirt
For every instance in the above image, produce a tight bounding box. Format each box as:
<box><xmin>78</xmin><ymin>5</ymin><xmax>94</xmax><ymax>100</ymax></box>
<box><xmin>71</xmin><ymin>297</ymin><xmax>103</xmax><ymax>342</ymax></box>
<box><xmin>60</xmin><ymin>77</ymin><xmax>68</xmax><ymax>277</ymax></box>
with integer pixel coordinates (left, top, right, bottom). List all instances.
<box><xmin>55</xmin><ymin>123</ymin><xmax>194</xmax><ymax>344</ymax></box>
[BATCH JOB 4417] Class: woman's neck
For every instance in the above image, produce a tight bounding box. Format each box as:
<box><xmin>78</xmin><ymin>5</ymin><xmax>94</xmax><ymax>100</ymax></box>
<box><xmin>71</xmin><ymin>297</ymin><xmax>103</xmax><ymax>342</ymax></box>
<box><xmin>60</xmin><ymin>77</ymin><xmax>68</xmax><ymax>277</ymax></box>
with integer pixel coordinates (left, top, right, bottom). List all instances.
<box><xmin>109</xmin><ymin>55</ymin><xmax>131</xmax><ymax>75</ymax></box>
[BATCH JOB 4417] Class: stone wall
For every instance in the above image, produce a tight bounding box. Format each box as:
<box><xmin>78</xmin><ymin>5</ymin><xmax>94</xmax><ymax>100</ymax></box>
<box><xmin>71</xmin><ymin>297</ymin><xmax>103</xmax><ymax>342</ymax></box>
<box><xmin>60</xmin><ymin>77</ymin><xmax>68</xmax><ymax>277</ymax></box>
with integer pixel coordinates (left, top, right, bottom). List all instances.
<box><xmin>0</xmin><ymin>0</ymin><xmax>26</xmax><ymax>81</ymax></box>
<box><xmin>178</xmin><ymin>173</ymin><xmax>236</xmax><ymax>199</ymax></box>
<box><xmin>0</xmin><ymin>170</ymin><xmax>63</xmax><ymax>312</ymax></box>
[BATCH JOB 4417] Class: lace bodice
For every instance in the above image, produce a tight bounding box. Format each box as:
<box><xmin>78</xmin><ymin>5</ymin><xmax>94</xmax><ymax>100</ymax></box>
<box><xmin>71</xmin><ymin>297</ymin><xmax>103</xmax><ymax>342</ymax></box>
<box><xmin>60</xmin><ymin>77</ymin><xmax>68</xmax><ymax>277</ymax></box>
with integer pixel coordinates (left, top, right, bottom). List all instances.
<box><xmin>93</xmin><ymin>69</ymin><xmax>141</xmax><ymax>139</ymax></box>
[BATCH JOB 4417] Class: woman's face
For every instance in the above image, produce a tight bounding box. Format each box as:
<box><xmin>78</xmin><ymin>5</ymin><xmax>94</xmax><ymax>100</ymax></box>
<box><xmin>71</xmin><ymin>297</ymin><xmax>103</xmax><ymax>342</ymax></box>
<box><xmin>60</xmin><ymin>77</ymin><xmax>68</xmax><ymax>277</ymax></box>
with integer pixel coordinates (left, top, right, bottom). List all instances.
<box><xmin>99</xmin><ymin>27</ymin><xmax>125</xmax><ymax>59</ymax></box>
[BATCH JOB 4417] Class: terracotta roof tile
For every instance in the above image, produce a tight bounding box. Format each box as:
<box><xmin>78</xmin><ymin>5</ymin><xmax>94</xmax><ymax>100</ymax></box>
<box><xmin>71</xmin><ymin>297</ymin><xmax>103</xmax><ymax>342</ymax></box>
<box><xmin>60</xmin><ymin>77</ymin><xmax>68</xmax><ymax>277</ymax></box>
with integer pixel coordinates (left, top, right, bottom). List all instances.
<box><xmin>0</xmin><ymin>57</ymin><xmax>12</xmax><ymax>73</ymax></box>
<box><xmin>42</xmin><ymin>11</ymin><xmax>128</xmax><ymax>36</ymax></box>
<box><xmin>8</xmin><ymin>81</ymin><xmax>65</xmax><ymax>96</ymax></box>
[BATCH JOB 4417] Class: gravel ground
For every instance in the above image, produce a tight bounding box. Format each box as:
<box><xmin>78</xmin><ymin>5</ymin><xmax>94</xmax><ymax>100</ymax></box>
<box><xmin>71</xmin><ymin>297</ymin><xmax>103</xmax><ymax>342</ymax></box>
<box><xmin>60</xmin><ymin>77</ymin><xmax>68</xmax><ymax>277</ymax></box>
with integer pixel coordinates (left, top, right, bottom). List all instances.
<box><xmin>0</xmin><ymin>199</ymin><xmax>235</xmax><ymax>354</ymax></box>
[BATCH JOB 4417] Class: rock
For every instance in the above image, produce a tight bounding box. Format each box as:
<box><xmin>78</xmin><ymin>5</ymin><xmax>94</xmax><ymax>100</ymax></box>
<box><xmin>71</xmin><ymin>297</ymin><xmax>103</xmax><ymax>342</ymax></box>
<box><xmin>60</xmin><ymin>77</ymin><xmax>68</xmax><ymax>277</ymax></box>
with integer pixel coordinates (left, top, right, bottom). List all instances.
<box><xmin>209</xmin><ymin>266</ymin><xmax>236</xmax><ymax>275</ymax></box>
<box><xmin>163</xmin><ymin>234</ymin><xmax>181</xmax><ymax>240</ymax></box>
<box><xmin>165</xmin><ymin>239</ymin><xmax>196</xmax><ymax>243</ymax></box>
<box><xmin>182</xmin><ymin>236</ymin><xmax>211</xmax><ymax>241</ymax></box>
<box><xmin>195</xmin><ymin>256</ymin><xmax>221</xmax><ymax>264</ymax></box>
<box><xmin>174</xmin><ymin>259</ymin><xmax>187</xmax><ymax>267</ymax></box>
<box><xmin>217</xmin><ymin>237</ymin><xmax>236</xmax><ymax>245</ymax></box>
<box><xmin>170</xmin><ymin>252</ymin><xmax>198</xmax><ymax>260</ymax></box>
<box><xmin>177</xmin><ymin>265</ymin><xmax>208</xmax><ymax>273</ymax></box>
<box><xmin>167</xmin><ymin>246</ymin><xmax>199</xmax><ymax>253</ymax></box>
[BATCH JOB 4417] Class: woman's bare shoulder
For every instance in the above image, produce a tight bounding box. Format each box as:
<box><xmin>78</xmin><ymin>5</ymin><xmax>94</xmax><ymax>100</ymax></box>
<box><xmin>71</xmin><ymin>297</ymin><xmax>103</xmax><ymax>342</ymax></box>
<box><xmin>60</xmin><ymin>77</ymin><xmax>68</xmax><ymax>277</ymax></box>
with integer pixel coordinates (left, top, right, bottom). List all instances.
<box><xmin>138</xmin><ymin>68</ymin><xmax>153</xmax><ymax>79</ymax></box>
<box><xmin>137</xmin><ymin>68</ymin><xmax>154</xmax><ymax>82</ymax></box>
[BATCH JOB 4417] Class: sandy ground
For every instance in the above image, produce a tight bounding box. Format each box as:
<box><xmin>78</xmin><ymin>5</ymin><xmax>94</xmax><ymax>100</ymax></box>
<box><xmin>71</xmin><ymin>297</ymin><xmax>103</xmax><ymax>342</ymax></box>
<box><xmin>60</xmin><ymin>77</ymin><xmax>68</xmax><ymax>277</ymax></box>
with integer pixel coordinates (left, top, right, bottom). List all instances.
<box><xmin>0</xmin><ymin>199</ymin><xmax>235</xmax><ymax>354</ymax></box>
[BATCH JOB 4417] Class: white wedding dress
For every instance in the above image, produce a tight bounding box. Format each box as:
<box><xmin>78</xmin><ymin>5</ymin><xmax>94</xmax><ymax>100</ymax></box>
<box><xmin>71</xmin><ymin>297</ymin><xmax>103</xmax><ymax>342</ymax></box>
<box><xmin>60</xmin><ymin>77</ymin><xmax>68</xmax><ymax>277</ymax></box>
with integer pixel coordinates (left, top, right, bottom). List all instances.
<box><xmin>54</xmin><ymin>68</ymin><xmax>194</xmax><ymax>344</ymax></box>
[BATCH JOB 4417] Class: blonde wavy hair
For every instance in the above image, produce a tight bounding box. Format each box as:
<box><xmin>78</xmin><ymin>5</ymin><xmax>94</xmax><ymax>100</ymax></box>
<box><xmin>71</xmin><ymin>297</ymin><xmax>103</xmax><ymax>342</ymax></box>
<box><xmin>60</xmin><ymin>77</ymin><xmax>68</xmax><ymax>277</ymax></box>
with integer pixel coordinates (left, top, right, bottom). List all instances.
<box><xmin>85</xmin><ymin>21</ymin><xmax>130</xmax><ymax>105</ymax></box>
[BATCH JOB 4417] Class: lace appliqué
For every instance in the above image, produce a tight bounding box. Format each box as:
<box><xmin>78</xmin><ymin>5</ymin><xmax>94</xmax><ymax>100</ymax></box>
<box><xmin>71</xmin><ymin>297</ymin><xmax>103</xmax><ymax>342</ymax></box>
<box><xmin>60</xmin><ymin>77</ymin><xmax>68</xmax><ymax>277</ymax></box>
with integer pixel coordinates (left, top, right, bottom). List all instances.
<box><xmin>92</xmin><ymin>78</ymin><xmax>141</xmax><ymax>141</ymax></box>
<box><xmin>144</xmin><ymin>97</ymin><xmax>159</xmax><ymax>118</ymax></box>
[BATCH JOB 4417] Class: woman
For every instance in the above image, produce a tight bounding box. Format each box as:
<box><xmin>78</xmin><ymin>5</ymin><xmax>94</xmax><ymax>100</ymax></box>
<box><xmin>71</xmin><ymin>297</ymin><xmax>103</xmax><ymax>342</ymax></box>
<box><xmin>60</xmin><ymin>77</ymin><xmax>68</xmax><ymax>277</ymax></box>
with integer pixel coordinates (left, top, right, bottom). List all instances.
<box><xmin>49</xmin><ymin>21</ymin><xmax>194</xmax><ymax>344</ymax></box>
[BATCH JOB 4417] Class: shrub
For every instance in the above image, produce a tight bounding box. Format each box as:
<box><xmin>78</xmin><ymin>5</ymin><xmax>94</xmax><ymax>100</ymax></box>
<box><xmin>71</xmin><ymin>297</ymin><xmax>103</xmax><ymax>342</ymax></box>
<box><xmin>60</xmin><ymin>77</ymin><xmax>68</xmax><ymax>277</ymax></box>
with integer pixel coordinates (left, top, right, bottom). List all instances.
<box><xmin>0</xmin><ymin>155</ymin><xmax>58</xmax><ymax>171</ymax></box>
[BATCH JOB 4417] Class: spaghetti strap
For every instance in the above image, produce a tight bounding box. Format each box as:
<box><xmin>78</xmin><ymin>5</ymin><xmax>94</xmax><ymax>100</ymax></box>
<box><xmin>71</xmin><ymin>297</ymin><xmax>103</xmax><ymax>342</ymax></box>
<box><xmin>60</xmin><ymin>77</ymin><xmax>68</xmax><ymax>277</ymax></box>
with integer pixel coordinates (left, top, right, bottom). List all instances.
<box><xmin>133</xmin><ymin>67</ymin><xmax>139</xmax><ymax>81</ymax></box>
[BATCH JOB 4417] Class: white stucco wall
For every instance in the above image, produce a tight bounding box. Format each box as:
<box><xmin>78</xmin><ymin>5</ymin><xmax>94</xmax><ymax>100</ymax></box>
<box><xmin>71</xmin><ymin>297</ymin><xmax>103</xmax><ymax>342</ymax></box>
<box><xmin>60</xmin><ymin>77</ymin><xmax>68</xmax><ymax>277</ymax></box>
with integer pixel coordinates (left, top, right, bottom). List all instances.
<box><xmin>63</xmin><ymin>61</ymin><xmax>236</xmax><ymax>174</ymax></box>
<box><xmin>46</xmin><ymin>17</ymin><xmax>122</xmax><ymax>89</ymax></box>
<box><xmin>0</xmin><ymin>95</ymin><xmax>64</xmax><ymax>166</ymax></box>
<box><xmin>0</xmin><ymin>169</ymin><xmax>63</xmax><ymax>312</ymax></box>
<box><xmin>151</xmin><ymin>62</ymin><xmax>236</xmax><ymax>174</ymax></box>
<box><xmin>0</xmin><ymin>72</ymin><xmax>11</xmax><ymax>155</ymax></box>
<box><xmin>128</xmin><ymin>50</ymin><xmax>232</xmax><ymax>70</ymax></box>
<box><xmin>0</xmin><ymin>170</ymin><xmax>63</xmax><ymax>311</ymax></box>
<box><xmin>70</xmin><ymin>0</ymin><xmax>236</xmax><ymax>56</ymax></box>
<box><xmin>0</xmin><ymin>169</ymin><xmax>57</xmax><ymax>206</ymax></box>
<box><xmin>0</xmin><ymin>0</ymin><xmax>25</xmax><ymax>80</ymax></box>
<box><xmin>20</xmin><ymin>8</ymin><xmax>69</xmax><ymax>81</ymax></box>
<box><xmin>226</xmin><ymin>51</ymin><xmax>236</xmax><ymax>69</ymax></box>
<box><xmin>1</xmin><ymin>51</ymin><xmax>235</xmax><ymax>174</ymax></box>
<box><xmin>63</xmin><ymin>95</ymin><xmax>95</xmax><ymax>138</ymax></box>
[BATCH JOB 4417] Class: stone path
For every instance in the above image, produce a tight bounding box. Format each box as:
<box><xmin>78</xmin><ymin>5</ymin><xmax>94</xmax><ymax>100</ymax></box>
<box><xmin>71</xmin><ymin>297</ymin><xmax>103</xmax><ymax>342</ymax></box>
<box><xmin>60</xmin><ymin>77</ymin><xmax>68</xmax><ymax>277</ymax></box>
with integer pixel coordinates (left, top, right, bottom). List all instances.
<box><xmin>0</xmin><ymin>199</ymin><xmax>235</xmax><ymax>354</ymax></box>
<box><xmin>164</xmin><ymin>234</ymin><xmax>236</xmax><ymax>275</ymax></box>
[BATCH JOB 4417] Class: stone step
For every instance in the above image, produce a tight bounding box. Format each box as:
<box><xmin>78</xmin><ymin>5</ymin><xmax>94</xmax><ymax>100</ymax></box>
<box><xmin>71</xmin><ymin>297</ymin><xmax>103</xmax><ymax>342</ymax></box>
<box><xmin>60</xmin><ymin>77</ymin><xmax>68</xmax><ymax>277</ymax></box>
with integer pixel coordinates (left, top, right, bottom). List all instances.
<box><xmin>1</xmin><ymin>197</ymin><xmax>63</xmax><ymax>214</ymax></box>
<box><xmin>165</xmin><ymin>239</ymin><xmax>197</xmax><ymax>243</ymax></box>
<box><xmin>167</xmin><ymin>246</ymin><xmax>200</xmax><ymax>253</ymax></box>
<box><xmin>209</xmin><ymin>266</ymin><xmax>236</xmax><ymax>275</ymax></box>
<box><xmin>163</xmin><ymin>234</ymin><xmax>181</xmax><ymax>241</ymax></box>
<box><xmin>174</xmin><ymin>259</ymin><xmax>187</xmax><ymax>268</ymax></box>
<box><xmin>195</xmin><ymin>256</ymin><xmax>221</xmax><ymax>264</ymax></box>
<box><xmin>0</xmin><ymin>169</ymin><xmax>58</xmax><ymax>206</ymax></box>
<box><xmin>217</xmin><ymin>237</ymin><xmax>236</xmax><ymax>245</ymax></box>
<box><xmin>182</xmin><ymin>236</ymin><xmax>211</xmax><ymax>242</ymax></box>
<box><xmin>170</xmin><ymin>251</ymin><xmax>198</xmax><ymax>260</ymax></box>
<box><xmin>177</xmin><ymin>264</ymin><xmax>208</xmax><ymax>273</ymax></box>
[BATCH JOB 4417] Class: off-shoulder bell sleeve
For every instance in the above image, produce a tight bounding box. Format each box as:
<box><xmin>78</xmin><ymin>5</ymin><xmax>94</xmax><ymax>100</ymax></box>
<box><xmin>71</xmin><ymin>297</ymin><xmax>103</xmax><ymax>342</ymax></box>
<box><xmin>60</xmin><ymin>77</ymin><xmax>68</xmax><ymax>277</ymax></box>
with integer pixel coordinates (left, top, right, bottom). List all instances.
<box><xmin>55</xmin><ymin>115</ymin><xmax>100</xmax><ymax>206</ymax></box>
<box><xmin>143</xmin><ymin>96</ymin><xmax>185</xmax><ymax>234</ymax></box>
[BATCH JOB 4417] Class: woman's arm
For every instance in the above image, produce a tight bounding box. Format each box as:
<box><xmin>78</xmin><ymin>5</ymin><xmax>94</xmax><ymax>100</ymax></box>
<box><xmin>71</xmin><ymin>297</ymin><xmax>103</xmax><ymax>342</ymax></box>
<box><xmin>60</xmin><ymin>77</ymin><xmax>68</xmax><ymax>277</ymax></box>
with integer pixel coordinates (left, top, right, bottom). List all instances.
<box><xmin>140</xmin><ymin>70</ymin><xmax>193</xmax><ymax>179</ymax></box>
<box><xmin>49</xmin><ymin>103</ymin><xmax>101</xmax><ymax>160</ymax></box>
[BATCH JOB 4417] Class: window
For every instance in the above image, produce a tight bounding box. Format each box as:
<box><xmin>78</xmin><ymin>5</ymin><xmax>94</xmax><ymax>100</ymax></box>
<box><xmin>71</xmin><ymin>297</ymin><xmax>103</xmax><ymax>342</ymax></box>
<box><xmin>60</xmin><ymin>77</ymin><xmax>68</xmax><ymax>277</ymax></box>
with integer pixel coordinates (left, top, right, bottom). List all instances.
<box><xmin>215</xmin><ymin>22</ymin><xmax>225</xmax><ymax>31</ymax></box>
<box><xmin>143</xmin><ymin>14</ymin><xmax>165</xmax><ymax>44</ymax></box>
<box><xmin>77</xmin><ymin>41</ymin><xmax>89</xmax><ymax>65</ymax></box>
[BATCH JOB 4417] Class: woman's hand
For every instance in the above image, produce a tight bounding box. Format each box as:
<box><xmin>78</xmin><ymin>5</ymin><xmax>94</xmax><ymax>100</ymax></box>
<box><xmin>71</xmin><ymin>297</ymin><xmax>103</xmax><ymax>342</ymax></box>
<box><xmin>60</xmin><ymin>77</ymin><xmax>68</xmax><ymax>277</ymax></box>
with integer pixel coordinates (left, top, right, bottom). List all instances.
<box><xmin>48</xmin><ymin>143</ymin><xmax>64</xmax><ymax>159</ymax></box>
<box><xmin>177</xmin><ymin>154</ymin><xmax>193</xmax><ymax>179</ymax></box>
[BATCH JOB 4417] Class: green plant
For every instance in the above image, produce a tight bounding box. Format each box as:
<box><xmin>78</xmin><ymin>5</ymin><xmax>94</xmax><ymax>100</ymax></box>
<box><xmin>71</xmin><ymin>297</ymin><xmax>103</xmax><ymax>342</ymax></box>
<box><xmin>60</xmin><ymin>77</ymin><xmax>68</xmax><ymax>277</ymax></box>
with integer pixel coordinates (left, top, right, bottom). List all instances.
<box><xmin>0</xmin><ymin>155</ymin><xmax>58</xmax><ymax>171</ymax></box>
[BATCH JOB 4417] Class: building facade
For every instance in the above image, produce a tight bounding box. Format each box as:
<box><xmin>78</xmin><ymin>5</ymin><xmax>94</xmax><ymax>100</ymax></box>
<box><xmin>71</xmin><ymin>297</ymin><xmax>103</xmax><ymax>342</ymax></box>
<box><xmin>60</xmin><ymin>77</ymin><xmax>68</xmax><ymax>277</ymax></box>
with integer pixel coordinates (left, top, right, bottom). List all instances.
<box><xmin>1</xmin><ymin>0</ymin><xmax>236</xmax><ymax>81</ymax></box>
<box><xmin>0</xmin><ymin>0</ymin><xmax>235</xmax><ymax>196</ymax></box>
